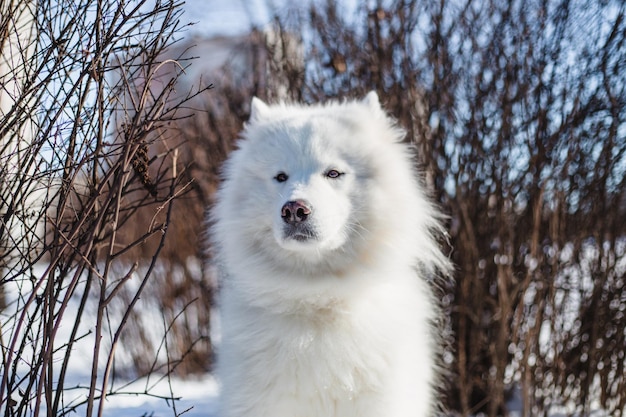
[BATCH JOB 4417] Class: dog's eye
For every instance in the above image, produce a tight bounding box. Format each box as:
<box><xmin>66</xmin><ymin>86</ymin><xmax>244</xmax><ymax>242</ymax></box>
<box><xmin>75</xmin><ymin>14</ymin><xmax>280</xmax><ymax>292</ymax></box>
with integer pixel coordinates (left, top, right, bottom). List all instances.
<box><xmin>326</xmin><ymin>169</ymin><xmax>343</xmax><ymax>179</ymax></box>
<box><xmin>275</xmin><ymin>172</ymin><xmax>289</xmax><ymax>183</ymax></box>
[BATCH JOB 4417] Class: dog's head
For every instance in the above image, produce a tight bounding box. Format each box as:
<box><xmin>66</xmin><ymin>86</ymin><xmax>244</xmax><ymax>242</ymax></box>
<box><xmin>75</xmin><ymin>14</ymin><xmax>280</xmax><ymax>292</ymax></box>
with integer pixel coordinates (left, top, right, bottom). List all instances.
<box><xmin>235</xmin><ymin>93</ymin><xmax>399</xmax><ymax>257</ymax></box>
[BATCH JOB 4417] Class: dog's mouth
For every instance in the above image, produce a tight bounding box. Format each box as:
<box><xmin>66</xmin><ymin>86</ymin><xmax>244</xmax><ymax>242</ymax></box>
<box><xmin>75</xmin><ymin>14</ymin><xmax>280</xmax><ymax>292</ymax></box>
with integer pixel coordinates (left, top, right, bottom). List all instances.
<box><xmin>283</xmin><ymin>224</ymin><xmax>317</xmax><ymax>242</ymax></box>
<box><xmin>289</xmin><ymin>232</ymin><xmax>314</xmax><ymax>242</ymax></box>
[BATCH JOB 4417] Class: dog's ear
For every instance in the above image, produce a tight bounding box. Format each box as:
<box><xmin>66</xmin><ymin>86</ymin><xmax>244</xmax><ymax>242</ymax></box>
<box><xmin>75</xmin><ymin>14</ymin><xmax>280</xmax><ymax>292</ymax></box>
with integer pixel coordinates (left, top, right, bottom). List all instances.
<box><xmin>250</xmin><ymin>97</ymin><xmax>271</xmax><ymax>121</ymax></box>
<box><xmin>362</xmin><ymin>91</ymin><xmax>384</xmax><ymax>117</ymax></box>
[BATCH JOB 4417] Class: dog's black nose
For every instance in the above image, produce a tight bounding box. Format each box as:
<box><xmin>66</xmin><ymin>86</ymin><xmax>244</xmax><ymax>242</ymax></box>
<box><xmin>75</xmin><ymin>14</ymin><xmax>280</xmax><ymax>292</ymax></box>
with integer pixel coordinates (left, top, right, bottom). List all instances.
<box><xmin>281</xmin><ymin>200</ymin><xmax>311</xmax><ymax>225</ymax></box>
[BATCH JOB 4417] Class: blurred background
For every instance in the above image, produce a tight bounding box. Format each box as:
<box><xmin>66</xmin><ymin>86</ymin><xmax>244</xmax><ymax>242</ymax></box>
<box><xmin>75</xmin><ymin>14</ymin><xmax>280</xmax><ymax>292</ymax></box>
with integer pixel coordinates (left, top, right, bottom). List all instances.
<box><xmin>1</xmin><ymin>1</ymin><xmax>625</xmax><ymax>416</ymax></box>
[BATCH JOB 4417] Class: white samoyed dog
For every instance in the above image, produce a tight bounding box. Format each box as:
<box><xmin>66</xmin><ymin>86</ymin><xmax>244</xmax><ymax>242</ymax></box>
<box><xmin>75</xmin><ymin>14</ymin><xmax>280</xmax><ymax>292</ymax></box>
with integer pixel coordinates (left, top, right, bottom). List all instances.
<box><xmin>211</xmin><ymin>92</ymin><xmax>452</xmax><ymax>417</ymax></box>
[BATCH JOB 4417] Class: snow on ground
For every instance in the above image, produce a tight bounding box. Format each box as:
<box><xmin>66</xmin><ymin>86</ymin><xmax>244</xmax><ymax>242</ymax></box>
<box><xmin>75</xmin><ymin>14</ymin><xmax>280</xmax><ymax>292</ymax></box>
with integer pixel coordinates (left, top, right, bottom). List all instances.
<box><xmin>99</xmin><ymin>374</ymin><xmax>219</xmax><ymax>417</ymax></box>
<box><xmin>0</xmin><ymin>262</ymin><xmax>218</xmax><ymax>417</ymax></box>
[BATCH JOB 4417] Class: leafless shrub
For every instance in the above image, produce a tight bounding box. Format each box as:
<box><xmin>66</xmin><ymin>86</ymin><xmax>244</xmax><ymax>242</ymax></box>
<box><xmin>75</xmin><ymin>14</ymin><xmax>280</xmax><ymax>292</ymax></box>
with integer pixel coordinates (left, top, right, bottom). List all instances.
<box><xmin>0</xmin><ymin>0</ymin><xmax>211</xmax><ymax>416</ymax></box>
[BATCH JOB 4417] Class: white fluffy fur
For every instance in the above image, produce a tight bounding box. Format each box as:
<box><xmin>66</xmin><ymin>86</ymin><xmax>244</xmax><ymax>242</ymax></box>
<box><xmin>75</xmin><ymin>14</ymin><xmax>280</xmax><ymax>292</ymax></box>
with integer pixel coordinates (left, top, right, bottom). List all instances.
<box><xmin>211</xmin><ymin>92</ymin><xmax>452</xmax><ymax>417</ymax></box>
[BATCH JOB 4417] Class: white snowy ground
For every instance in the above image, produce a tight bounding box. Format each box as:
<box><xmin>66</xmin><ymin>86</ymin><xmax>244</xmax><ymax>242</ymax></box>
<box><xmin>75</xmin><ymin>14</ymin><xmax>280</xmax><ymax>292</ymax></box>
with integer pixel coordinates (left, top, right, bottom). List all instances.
<box><xmin>98</xmin><ymin>374</ymin><xmax>219</xmax><ymax>417</ymax></box>
<box><xmin>0</xmin><ymin>263</ymin><xmax>219</xmax><ymax>417</ymax></box>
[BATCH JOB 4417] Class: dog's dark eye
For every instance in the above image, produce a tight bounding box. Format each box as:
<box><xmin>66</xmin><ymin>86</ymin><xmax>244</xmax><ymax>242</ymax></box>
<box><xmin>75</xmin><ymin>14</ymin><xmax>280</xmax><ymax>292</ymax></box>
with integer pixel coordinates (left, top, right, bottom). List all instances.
<box><xmin>326</xmin><ymin>169</ymin><xmax>343</xmax><ymax>179</ymax></box>
<box><xmin>275</xmin><ymin>172</ymin><xmax>289</xmax><ymax>183</ymax></box>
